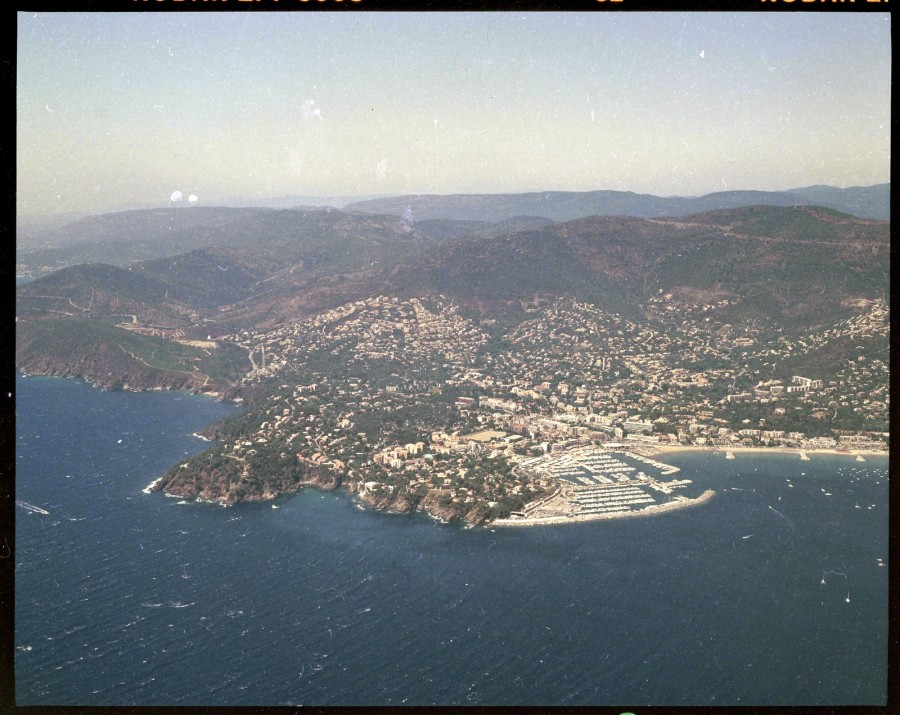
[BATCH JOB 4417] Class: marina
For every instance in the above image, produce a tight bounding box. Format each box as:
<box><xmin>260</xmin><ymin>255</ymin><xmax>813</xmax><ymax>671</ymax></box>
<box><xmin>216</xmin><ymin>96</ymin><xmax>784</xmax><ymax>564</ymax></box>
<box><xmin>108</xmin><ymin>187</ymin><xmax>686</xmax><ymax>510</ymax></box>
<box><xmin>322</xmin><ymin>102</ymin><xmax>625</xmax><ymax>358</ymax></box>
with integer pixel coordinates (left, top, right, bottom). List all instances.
<box><xmin>507</xmin><ymin>447</ymin><xmax>700</xmax><ymax>524</ymax></box>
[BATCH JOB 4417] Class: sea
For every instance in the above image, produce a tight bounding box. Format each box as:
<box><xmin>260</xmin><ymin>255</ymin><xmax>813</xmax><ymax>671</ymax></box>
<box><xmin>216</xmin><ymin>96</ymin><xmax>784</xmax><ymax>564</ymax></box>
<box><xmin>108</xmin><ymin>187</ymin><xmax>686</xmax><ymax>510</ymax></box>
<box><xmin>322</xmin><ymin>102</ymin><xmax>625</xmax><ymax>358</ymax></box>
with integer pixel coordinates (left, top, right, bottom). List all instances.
<box><xmin>14</xmin><ymin>373</ymin><xmax>889</xmax><ymax>707</ymax></box>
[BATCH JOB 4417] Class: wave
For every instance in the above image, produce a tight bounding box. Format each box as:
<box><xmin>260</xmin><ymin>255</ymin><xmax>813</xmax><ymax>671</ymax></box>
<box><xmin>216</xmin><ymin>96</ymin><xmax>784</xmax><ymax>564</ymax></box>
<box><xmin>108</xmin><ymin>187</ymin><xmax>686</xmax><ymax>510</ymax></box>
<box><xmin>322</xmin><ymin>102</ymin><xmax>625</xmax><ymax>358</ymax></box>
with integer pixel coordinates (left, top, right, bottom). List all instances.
<box><xmin>142</xmin><ymin>477</ymin><xmax>164</xmax><ymax>494</ymax></box>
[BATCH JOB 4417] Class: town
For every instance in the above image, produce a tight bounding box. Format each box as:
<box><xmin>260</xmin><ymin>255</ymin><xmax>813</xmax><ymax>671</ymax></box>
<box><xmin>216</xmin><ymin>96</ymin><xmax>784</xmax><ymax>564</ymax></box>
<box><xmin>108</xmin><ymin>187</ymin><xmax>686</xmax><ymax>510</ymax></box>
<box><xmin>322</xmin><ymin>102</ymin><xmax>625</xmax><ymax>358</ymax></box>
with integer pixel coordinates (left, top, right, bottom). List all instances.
<box><xmin>159</xmin><ymin>291</ymin><xmax>888</xmax><ymax>523</ymax></box>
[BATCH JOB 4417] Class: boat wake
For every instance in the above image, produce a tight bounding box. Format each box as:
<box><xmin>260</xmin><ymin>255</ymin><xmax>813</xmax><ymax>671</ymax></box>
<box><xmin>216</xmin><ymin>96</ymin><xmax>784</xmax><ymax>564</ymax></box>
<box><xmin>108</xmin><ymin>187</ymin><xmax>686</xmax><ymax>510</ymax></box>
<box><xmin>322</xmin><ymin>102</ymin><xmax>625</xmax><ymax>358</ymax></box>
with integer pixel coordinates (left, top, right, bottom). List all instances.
<box><xmin>768</xmin><ymin>505</ymin><xmax>795</xmax><ymax>530</ymax></box>
<box><xmin>16</xmin><ymin>500</ymin><xmax>50</xmax><ymax>515</ymax></box>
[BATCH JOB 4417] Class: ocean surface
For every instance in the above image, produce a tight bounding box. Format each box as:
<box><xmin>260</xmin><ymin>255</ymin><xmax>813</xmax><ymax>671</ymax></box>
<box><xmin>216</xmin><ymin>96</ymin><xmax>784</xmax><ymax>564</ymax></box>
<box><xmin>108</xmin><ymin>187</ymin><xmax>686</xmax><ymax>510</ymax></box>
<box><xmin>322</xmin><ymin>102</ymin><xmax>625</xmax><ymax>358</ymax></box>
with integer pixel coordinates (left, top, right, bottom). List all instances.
<box><xmin>14</xmin><ymin>373</ymin><xmax>888</xmax><ymax>706</ymax></box>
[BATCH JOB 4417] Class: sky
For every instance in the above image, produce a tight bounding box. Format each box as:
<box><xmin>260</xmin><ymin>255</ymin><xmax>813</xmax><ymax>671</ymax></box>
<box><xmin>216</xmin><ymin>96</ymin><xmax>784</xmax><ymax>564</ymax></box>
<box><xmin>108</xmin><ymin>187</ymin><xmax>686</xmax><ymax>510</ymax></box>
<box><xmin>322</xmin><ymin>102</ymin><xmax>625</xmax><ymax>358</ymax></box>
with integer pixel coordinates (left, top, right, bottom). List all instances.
<box><xmin>16</xmin><ymin>11</ymin><xmax>891</xmax><ymax>217</ymax></box>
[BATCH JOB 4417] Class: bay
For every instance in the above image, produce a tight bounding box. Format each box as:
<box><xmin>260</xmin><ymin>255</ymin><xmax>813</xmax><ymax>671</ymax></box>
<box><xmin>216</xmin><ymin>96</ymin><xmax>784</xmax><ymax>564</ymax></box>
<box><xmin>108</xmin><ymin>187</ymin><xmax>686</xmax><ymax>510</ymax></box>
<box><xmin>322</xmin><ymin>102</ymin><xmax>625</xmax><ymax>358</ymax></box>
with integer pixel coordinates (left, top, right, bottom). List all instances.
<box><xmin>14</xmin><ymin>373</ymin><xmax>888</xmax><ymax>706</ymax></box>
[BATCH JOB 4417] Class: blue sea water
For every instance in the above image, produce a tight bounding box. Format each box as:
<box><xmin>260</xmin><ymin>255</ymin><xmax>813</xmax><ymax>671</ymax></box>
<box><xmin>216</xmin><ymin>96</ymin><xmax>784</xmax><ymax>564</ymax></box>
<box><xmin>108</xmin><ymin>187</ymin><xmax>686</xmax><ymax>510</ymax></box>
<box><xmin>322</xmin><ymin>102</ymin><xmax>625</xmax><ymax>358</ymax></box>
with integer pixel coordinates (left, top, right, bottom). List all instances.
<box><xmin>14</xmin><ymin>374</ymin><xmax>888</xmax><ymax>706</ymax></box>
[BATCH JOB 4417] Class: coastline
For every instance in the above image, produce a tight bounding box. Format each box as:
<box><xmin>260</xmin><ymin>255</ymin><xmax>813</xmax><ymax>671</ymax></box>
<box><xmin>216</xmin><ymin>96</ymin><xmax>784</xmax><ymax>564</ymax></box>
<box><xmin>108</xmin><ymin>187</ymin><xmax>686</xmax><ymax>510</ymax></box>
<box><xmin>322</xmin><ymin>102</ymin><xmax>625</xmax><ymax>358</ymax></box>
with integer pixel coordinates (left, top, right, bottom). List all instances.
<box><xmin>145</xmin><ymin>444</ymin><xmax>887</xmax><ymax>524</ymax></box>
<box><xmin>15</xmin><ymin>369</ymin><xmax>228</xmax><ymax>402</ymax></box>
<box><xmin>638</xmin><ymin>445</ymin><xmax>888</xmax><ymax>459</ymax></box>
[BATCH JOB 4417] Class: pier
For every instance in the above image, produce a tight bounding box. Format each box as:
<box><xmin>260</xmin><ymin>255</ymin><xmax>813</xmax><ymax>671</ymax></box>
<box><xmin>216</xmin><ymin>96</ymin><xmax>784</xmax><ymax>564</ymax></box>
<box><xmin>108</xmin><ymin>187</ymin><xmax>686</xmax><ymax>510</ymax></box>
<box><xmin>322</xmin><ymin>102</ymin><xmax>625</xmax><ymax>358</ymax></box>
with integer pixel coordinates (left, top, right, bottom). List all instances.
<box><xmin>493</xmin><ymin>490</ymin><xmax>716</xmax><ymax>527</ymax></box>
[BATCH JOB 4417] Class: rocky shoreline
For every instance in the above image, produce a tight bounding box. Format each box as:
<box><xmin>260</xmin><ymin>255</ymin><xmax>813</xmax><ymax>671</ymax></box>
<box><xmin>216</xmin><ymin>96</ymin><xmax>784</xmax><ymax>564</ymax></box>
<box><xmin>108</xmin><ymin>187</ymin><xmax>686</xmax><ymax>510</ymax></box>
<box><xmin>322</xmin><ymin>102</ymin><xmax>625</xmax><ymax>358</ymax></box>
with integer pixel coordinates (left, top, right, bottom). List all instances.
<box><xmin>352</xmin><ymin>483</ymin><xmax>491</xmax><ymax>525</ymax></box>
<box><xmin>17</xmin><ymin>364</ymin><xmax>207</xmax><ymax>395</ymax></box>
<box><xmin>148</xmin><ymin>463</ymin><xmax>495</xmax><ymax>525</ymax></box>
<box><xmin>148</xmin><ymin>465</ymin><xmax>342</xmax><ymax>507</ymax></box>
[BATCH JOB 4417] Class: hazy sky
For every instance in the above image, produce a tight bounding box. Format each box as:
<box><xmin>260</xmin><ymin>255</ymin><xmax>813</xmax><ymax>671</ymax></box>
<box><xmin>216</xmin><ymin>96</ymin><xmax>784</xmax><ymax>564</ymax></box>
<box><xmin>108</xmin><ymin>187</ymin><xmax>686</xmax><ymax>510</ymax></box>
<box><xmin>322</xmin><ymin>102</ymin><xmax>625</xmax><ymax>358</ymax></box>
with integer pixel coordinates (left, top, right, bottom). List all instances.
<box><xmin>17</xmin><ymin>11</ymin><xmax>891</xmax><ymax>216</ymax></box>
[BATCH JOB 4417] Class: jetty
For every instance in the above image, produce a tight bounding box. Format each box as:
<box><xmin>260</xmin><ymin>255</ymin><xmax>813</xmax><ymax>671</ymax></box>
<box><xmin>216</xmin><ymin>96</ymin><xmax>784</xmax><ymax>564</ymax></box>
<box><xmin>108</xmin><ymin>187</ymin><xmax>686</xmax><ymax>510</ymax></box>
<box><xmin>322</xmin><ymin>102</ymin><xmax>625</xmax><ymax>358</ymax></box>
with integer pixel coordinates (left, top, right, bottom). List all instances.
<box><xmin>493</xmin><ymin>489</ymin><xmax>716</xmax><ymax>527</ymax></box>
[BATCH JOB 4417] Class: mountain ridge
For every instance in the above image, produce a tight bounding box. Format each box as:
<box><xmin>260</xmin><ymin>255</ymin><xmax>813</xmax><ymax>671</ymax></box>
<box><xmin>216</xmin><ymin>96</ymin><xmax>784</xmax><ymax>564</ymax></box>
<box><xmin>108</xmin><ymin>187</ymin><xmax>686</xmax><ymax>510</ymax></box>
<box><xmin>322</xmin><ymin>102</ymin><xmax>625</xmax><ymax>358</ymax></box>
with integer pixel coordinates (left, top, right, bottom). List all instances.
<box><xmin>344</xmin><ymin>183</ymin><xmax>889</xmax><ymax>222</ymax></box>
<box><xmin>18</xmin><ymin>205</ymin><xmax>887</xmax><ymax>354</ymax></box>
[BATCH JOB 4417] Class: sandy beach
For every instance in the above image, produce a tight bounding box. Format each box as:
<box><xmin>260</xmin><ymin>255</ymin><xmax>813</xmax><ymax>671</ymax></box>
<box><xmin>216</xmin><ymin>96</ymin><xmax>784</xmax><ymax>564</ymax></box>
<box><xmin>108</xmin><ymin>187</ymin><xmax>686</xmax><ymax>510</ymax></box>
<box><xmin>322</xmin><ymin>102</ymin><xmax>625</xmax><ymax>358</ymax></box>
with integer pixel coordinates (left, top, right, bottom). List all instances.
<box><xmin>638</xmin><ymin>445</ymin><xmax>888</xmax><ymax>459</ymax></box>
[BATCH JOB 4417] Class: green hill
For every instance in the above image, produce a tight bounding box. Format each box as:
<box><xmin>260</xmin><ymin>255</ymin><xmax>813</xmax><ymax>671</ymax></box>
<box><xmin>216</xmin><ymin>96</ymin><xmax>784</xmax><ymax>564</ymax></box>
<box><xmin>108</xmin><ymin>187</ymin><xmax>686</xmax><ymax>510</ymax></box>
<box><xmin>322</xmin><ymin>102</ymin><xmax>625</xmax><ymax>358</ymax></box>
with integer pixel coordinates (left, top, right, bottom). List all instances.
<box><xmin>16</xmin><ymin>318</ymin><xmax>249</xmax><ymax>392</ymax></box>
